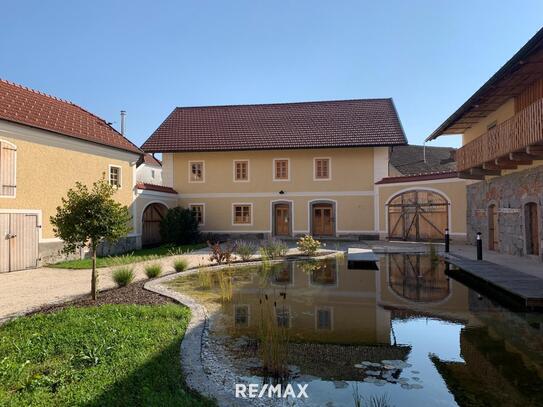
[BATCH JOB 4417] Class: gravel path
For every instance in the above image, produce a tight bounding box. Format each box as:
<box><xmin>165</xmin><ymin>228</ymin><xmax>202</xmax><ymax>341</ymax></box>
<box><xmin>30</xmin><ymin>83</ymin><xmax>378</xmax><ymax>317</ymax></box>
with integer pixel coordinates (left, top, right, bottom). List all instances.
<box><xmin>0</xmin><ymin>248</ymin><xmax>214</xmax><ymax>322</ymax></box>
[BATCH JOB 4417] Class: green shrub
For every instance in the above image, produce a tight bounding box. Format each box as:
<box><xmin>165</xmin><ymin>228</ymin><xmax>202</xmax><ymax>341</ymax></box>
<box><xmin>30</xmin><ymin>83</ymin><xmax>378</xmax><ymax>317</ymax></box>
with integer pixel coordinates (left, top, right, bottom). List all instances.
<box><xmin>145</xmin><ymin>263</ymin><xmax>163</xmax><ymax>278</ymax></box>
<box><xmin>173</xmin><ymin>258</ymin><xmax>189</xmax><ymax>273</ymax></box>
<box><xmin>235</xmin><ymin>240</ymin><xmax>257</xmax><ymax>261</ymax></box>
<box><xmin>160</xmin><ymin>207</ymin><xmax>200</xmax><ymax>245</ymax></box>
<box><xmin>112</xmin><ymin>267</ymin><xmax>135</xmax><ymax>287</ymax></box>
<box><xmin>260</xmin><ymin>238</ymin><xmax>288</xmax><ymax>259</ymax></box>
<box><xmin>297</xmin><ymin>235</ymin><xmax>321</xmax><ymax>256</ymax></box>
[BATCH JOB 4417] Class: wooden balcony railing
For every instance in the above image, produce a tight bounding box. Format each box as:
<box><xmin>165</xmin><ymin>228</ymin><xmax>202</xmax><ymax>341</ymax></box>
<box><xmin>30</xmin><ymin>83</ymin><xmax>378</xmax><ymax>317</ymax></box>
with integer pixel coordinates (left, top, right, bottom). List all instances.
<box><xmin>456</xmin><ymin>97</ymin><xmax>543</xmax><ymax>173</ymax></box>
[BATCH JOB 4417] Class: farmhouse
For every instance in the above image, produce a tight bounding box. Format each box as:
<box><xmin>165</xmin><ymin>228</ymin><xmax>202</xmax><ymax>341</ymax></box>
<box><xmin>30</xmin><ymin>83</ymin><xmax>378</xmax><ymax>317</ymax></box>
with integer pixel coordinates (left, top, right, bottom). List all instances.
<box><xmin>0</xmin><ymin>79</ymin><xmax>142</xmax><ymax>271</ymax></box>
<box><xmin>142</xmin><ymin>99</ymin><xmax>466</xmax><ymax>242</ymax></box>
<box><xmin>427</xmin><ymin>27</ymin><xmax>543</xmax><ymax>259</ymax></box>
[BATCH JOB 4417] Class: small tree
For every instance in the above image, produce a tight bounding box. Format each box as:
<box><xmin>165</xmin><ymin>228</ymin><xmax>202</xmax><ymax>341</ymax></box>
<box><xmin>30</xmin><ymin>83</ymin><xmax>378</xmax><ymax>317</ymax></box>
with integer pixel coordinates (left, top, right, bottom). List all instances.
<box><xmin>50</xmin><ymin>179</ymin><xmax>132</xmax><ymax>300</ymax></box>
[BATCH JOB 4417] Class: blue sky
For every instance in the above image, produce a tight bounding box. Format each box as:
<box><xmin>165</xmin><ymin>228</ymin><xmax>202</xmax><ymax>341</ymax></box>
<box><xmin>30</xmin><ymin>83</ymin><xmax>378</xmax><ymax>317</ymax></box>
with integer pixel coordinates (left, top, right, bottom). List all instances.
<box><xmin>1</xmin><ymin>1</ymin><xmax>542</xmax><ymax>148</ymax></box>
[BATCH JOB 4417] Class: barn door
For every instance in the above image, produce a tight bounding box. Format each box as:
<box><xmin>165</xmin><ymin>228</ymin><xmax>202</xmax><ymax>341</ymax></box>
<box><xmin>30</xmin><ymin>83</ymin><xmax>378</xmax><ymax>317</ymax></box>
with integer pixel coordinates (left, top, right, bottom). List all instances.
<box><xmin>142</xmin><ymin>203</ymin><xmax>168</xmax><ymax>246</ymax></box>
<box><xmin>0</xmin><ymin>213</ymin><xmax>39</xmax><ymax>272</ymax></box>
<box><xmin>388</xmin><ymin>190</ymin><xmax>449</xmax><ymax>241</ymax></box>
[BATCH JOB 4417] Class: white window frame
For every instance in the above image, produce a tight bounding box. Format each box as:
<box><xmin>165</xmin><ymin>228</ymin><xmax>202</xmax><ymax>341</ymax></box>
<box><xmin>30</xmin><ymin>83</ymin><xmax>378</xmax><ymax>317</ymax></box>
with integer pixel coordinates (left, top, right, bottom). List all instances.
<box><xmin>232</xmin><ymin>202</ymin><xmax>253</xmax><ymax>226</ymax></box>
<box><xmin>234</xmin><ymin>304</ymin><xmax>250</xmax><ymax>327</ymax></box>
<box><xmin>188</xmin><ymin>203</ymin><xmax>205</xmax><ymax>226</ymax></box>
<box><xmin>313</xmin><ymin>157</ymin><xmax>331</xmax><ymax>181</ymax></box>
<box><xmin>0</xmin><ymin>139</ymin><xmax>17</xmax><ymax>199</ymax></box>
<box><xmin>314</xmin><ymin>306</ymin><xmax>334</xmax><ymax>331</ymax></box>
<box><xmin>272</xmin><ymin>158</ymin><xmax>290</xmax><ymax>182</ymax></box>
<box><xmin>275</xmin><ymin>305</ymin><xmax>292</xmax><ymax>328</ymax></box>
<box><xmin>233</xmin><ymin>159</ymin><xmax>250</xmax><ymax>182</ymax></box>
<box><xmin>108</xmin><ymin>164</ymin><xmax>122</xmax><ymax>188</ymax></box>
<box><xmin>188</xmin><ymin>160</ymin><xmax>205</xmax><ymax>183</ymax></box>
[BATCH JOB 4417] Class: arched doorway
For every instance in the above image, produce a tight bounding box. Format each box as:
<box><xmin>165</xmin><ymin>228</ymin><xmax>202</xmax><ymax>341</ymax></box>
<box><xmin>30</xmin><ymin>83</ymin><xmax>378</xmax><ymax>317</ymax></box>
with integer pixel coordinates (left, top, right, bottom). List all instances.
<box><xmin>310</xmin><ymin>201</ymin><xmax>335</xmax><ymax>236</ymax></box>
<box><xmin>387</xmin><ymin>190</ymin><xmax>449</xmax><ymax>241</ymax></box>
<box><xmin>142</xmin><ymin>203</ymin><xmax>168</xmax><ymax>247</ymax></box>
<box><xmin>488</xmin><ymin>204</ymin><xmax>498</xmax><ymax>251</ymax></box>
<box><xmin>525</xmin><ymin>202</ymin><xmax>540</xmax><ymax>256</ymax></box>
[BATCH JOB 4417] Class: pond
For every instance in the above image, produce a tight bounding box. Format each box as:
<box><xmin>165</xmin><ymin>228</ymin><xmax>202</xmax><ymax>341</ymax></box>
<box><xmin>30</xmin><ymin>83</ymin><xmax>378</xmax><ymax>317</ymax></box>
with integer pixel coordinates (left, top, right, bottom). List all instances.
<box><xmin>169</xmin><ymin>254</ymin><xmax>543</xmax><ymax>406</ymax></box>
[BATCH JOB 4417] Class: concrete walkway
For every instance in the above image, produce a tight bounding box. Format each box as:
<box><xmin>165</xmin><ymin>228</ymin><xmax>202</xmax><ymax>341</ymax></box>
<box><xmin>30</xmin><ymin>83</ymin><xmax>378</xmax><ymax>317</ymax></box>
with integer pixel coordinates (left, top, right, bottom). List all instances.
<box><xmin>0</xmin><ymin>248</ymin><xmax>214</xmax><ymax>322</ymax></box>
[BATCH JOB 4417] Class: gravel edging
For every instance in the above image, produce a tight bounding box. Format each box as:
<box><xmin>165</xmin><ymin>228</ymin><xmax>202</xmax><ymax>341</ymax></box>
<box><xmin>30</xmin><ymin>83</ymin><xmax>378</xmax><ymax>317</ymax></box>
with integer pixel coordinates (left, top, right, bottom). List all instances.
<box><xmin>144</xmin><ymin>254</ymin><xmax>341</xmax><ymax>407</ymax></box>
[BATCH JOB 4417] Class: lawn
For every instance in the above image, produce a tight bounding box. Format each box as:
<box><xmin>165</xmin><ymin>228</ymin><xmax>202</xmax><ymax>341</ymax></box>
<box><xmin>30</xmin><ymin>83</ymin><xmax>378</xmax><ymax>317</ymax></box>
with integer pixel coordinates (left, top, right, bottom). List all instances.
<box><xmin>0</xmin><ymin>304</ymin><xmax>214</xmax><ymax>406</ymax></box>
<box><xmin>48</xmin><ymin>243</ymin><xmax>206</xmax><ymax>269</ymax></box>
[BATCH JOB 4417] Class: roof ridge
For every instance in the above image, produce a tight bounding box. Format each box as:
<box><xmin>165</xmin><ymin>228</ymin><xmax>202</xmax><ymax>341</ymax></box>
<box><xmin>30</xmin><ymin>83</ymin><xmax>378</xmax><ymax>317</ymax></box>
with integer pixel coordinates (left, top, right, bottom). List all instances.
<box><xmin>0</xmin><ymin>78</ymin><xmax>76</xmax><ymax>105</ymax></box>
<box><xmin>174</xmin><ymin>97</ymin><xmax>393</xmax><ymax>110</ymax></box>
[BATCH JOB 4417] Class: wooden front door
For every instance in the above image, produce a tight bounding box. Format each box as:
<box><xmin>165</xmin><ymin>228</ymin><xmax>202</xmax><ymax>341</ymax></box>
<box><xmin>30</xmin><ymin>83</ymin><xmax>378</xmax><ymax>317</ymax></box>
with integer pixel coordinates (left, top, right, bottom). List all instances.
<box><xmin>312</xmin><ymin>204</ymin><xmax>333</xmax><ymax>236</ymax></box>
<box><xmin>525</xmin><ymin>203</ymin><xmax>540</xmax><ymax>255</ymax></box>
<box><xmin>142</xmin><ymin>203</ymin><xmax>167</xmax><ymax>246</ymax></box>
<box><xmin>488</xmin><ymin>205</ymin><xmax>498</xmax><ymax>251</ymax></box>
<box><xmin>274</xmin><ymin>204</ymin><xmax>290</xmax><ymax>236</ymax></box>
<box><xmin>0</xmin><ymin>213</ymin><xmax>39</xmax><ymax>273</ymax></box>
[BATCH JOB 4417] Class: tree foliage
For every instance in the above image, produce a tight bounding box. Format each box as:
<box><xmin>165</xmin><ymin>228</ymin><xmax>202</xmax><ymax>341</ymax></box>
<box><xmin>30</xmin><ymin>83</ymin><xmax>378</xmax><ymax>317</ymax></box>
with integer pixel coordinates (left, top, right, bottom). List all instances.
<box><xmin>50</xmin><ymin>178</ymin><xmax>132</xmax><ymax>299</ymax></box>
<box><xmin>160</xmin><ymin>207</ymin><xmax>200</xmax><ymax>245</ymax></box>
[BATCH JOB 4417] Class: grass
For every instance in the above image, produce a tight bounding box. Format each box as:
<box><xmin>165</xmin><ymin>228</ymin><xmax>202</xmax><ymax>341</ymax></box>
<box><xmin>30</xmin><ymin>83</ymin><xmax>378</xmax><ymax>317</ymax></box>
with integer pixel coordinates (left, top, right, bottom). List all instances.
<box><xmin>144</xmin><ymin>263</ymin><xmax>163</xmax><ymax>278</ymax></box>
<box><xmin>112</xmin><ymin>267</ymin><xmax>135</xmax><ymax>287</ymax></box>
<box><xmin>48</xmin><ymin>243</ymin><xmax>206</xmax><ymax>269</ymax></box>
<box><xmin>0</xmin><ymin>304</ymin><xmax>214</xmax><ymax>406</ymax></box>
<box><xmin>173</xmin><ymin>258</ymin><xmax>189</xmax><ymax>273</ymax></box>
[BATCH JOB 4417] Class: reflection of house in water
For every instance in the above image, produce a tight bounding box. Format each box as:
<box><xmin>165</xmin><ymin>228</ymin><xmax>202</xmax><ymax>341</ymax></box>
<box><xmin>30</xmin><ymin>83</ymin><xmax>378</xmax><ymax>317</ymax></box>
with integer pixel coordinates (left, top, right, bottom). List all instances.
<box><xmin>225</xmin><ymin>256</ymin><xmax>473</xmax><ymax>346</ymax></box>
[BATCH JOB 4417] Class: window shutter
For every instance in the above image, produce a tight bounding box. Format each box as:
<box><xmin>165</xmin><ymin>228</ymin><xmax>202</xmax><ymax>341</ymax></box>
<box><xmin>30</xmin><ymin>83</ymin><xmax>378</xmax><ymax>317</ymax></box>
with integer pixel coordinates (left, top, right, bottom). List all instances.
<box><xmin>0</xmin><ymin>141</ymin><xmax>17</xmax><ymax>197</ymax></box>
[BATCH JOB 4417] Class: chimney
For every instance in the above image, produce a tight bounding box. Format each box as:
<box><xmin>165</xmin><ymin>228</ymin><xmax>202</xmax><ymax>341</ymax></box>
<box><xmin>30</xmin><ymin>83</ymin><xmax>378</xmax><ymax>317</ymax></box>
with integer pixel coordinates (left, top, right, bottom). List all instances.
<box><xmin>120</xmin><ymin>110</ymin><xmax>126</xmax><ymax>135</ymax></box>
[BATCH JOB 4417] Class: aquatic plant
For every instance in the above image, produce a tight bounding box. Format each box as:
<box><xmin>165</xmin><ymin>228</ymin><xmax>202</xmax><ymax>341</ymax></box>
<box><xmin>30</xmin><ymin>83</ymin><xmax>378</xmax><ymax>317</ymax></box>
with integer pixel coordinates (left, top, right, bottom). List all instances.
<box><xmin>197</xmin><ymin>268</ymin><xmax>213</xmax><ymax>289</ymax></box>
<box><xmin>297</xmin><ymin>235</ymin><xmax>321</xmax><ymax>256</ymax></box>
<box><xmin>428</xmin><ymin>242</ymin><xmax>440</xmax><ymax>268</ymax></box>
<box><xmin>364</xmin><ymin>394</ymin><xmax>395</xmax><ymax>407</ymax></box>
<box><xmin>217</xmin><ymin>269</ymin><xmax>233</xmax><ymax>302</ymax></box>
<box><xmin>257</xmin><ymin>297</ymin><xmax>289</xmax><ymax>378</ymax></box>
<box><xmin>259</xmin><ymin>247</ymin><xmax>271</xmax><ymax>267</ymax></box>
<box><xmin>235</xmin><ymin>240</ymin><xmax>257</xmax><ymax>261</ymax></box>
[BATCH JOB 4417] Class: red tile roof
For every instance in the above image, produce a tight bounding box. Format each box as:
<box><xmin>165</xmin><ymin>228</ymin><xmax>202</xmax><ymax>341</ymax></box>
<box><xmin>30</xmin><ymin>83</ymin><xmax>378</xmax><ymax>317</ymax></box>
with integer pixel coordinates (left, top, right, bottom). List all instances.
<box><xmin>142</xmin><ymin>98</ymin><xmax>407</xmax><ymax>152</ymax></box>
<box><xmin>375</xmin><ymin>171</ymin><xmax>459</xmax><ymax>185</ymax></box>
<box><xmin>140</xmin><ymin>153</ymin><xmax>162</xmax><ymax>167</ymax></box>
<box><xmin>136</xmin><ymin>182</ymin><xmax>177</xmax><ymax>194</ymax></box>
<box><xmin>0</xmin><ymin>79</ymin><xmax>142</xmax><ymax>155</ymax></box>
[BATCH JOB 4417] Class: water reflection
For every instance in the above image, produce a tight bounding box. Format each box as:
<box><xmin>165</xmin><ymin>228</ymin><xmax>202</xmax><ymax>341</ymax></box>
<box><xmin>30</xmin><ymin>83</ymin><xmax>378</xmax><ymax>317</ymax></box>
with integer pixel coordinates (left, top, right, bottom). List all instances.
<box><xmin>169</xmin><ymin>255</ymin><xmax>543</xmax><ymax>406</ymax></box>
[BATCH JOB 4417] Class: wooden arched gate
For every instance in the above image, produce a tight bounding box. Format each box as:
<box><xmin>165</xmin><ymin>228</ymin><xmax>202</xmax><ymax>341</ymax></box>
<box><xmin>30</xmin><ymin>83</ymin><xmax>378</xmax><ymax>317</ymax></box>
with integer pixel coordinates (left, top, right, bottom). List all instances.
<box><xmin>387</xmin><ymin>190</ymin><xmax>449</xmax><ymax>241</ymax></box>
<box><xmin>142</xmin><ymin>203</ymin><xmax>168</xmax><ymax>246</ymax></box>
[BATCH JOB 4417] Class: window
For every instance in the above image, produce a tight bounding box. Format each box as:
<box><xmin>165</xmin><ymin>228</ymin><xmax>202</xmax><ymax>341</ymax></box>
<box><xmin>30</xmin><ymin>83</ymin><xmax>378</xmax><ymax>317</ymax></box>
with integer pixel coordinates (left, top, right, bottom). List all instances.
<box><xmin>274</xmin><ymin>159</ymin><xmax>289</xmax><ymax>181</ymax></box>
<box><xmin>189</xmin><ymin>204</ymin><xmax>204</xmax><ymax>225</ymax></box>
<box><xmin>316</xmin><ymin>308</ymin><xmax>332</xmax><ymax>330</ymax></box>
<box><xmin>189</xmin><ymin>161</ymin><xmax>204</xmax><ymax>182</ymax></box>
<box><xmin>276</xmin><ymin>308</ymin><xmax>290</xmax><ymax>328</ymax></box>
<box><xmin>234</xmin><ymin>160</ymin><xmax>249</xmax><ymax>181</ymax></box>
<box><xmin>235</xmin><ymin>305</ymin><xmax>249</xmax><ymax>327</ymax></box>
<box><xmin>109</xmin><ymin>165</ymin><xmax>121</xmax><ymax>188</ymax></box>
<box><xmin>314</xmin><ymin>158</ymin><xmax>330</xmax><ymax>180</ymax></box>
<box><xmin>0</xmin><ymin>140</ymin><xmax>16</xmax><ymax>197</ymax></box>
<box><xmin>151</xmin><ymin>169</ymin><xmax>155</xmax><ymax>179</ymax></box>
<box><xmin>233</xmin><ymin>204</ymin><xmax>252</xmax><ymax>225</ymax></box>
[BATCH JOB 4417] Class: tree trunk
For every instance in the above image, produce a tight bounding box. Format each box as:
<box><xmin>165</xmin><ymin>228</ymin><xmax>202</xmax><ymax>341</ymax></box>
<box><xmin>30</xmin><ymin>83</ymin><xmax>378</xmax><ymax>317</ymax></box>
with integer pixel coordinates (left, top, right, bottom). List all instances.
<box><xmin>91</xmin><ymin>242</ymin><xmax>98</xmax><ymax>300</ymax></box>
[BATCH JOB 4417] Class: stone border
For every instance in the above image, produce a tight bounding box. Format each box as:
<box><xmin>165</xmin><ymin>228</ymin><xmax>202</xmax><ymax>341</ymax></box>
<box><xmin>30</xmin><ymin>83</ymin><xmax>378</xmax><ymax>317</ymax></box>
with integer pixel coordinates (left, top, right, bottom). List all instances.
<box><xmin>144</xmin><ymin>254</ymin><xmax>340</xmax><ymax>407</ymax></box>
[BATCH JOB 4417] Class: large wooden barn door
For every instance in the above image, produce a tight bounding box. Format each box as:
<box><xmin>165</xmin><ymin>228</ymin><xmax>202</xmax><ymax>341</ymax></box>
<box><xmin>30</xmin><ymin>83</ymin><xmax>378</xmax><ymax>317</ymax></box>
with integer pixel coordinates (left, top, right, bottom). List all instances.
<box><xmin>388</xmin><ymin>190</ymin><xmax>449</xmax><ymax>242</ymax></box>
<box><xmin>0</xmin><ymin>213</ymin><xmax>39</xmax><ymax>273</ymax></box>
<box><xmin>142</xmin><ymin>203</ymin><xmax>167</xmax><ymax>247</ymax></box>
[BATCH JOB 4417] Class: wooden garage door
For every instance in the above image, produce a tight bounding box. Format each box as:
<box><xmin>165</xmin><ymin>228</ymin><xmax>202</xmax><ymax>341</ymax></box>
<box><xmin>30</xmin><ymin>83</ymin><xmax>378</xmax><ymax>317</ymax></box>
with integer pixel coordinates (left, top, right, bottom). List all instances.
<box><xmin>0</xmin><ymin>213</ymin><xmax>39</xmax><ymax>272</ymax></box>
<box><xmin>388</xmin><ymin>190</ymin><xmax>449</xmax><ymax>242</ymax></box>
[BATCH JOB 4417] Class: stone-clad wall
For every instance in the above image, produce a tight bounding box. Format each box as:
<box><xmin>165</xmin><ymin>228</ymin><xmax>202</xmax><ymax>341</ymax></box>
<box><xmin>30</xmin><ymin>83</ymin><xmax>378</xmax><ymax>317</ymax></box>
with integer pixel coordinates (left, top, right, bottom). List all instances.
<box><xmin>467</xmin><ymin>165</ymin><xmax>543</xmax><ymax>259</ymax></box>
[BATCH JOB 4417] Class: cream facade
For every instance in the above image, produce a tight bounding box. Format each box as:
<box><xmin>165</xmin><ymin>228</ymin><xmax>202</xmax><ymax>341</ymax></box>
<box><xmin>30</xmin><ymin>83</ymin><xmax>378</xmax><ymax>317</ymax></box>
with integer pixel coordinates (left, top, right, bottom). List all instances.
<box><xmin>0</xmin><ymin>120</ymin><xmax>140</xmax><ymax>267</ymax></box>
<box><xmin>161</xmin><ymin>147</ymin><xmax>389</xmax><ymax>238</ymax></box>
<box><xmin>376</xmin><ymin>178</ymin><xmax>468</xmax><ymax>240</ymax></box>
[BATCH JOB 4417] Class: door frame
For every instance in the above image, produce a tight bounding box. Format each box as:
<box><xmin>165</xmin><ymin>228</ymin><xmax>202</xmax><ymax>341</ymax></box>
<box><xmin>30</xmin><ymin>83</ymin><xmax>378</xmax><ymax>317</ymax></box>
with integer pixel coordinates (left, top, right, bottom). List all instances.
<box><xmin>141</xmin><ymin>201</ymin><xmax>169</xmax><ymax>246</ymax></box>
<box><xmin>271</xmin><ymin>200</ymin><xmax>293</xmax><ymax>237</ymax></box>
<box><xmin>309</xmin><ymin>199</ymin><xmax>336</xmax><ymax>237</ymax></box>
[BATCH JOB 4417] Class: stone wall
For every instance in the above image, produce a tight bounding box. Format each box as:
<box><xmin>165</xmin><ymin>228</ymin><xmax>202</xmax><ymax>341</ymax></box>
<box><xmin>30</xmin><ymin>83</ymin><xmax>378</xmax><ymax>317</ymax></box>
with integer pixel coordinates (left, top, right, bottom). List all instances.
<box><xmin>467</xmin><ymin>164</ymin><xmax>543</xmax><ymax>260</ymax></box>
